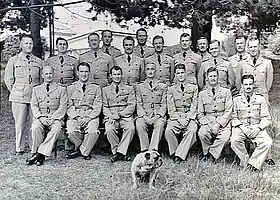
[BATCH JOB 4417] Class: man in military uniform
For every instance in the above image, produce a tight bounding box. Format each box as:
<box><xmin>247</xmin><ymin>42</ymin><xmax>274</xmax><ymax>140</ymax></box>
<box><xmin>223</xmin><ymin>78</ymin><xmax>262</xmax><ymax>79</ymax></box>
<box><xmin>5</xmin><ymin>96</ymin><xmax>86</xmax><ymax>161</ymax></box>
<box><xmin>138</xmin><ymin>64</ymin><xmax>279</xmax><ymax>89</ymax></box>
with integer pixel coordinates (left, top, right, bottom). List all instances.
<box><xmin>198</xmin><ymin>40</ymin><xmax>235</xmax><ymax>90</ymax></box>
<box><xmin>66</xmin><ymin>62</ymin><xmax>102</xmax><ymax>160</ymax></box>
<box><xmin>231</xmin><ymin>74</ymin><xmax>272</xmax><ymax>171</ymax></box>
<box><xmin>27</xmin><ymin>66</ymin><xmax>67</xmax><ymax>166</ymax></box>
<box><xmin>197</xmin><ymin>37</ymin><xmax>211</xmax><ymax>62</ymax></box>
<box><xmin>115</xmin><ymin>36</ymin><xmax>145</xmax><ymax>85</ymax></box>
<box><xmin>46</xmin><ymin>37</ymin><xmax>78</xmax><ymax>86</ymax></box>
<box><xmin>135</xmin><ymin>63</ymin><xmax>167</xmax><ymax>152</ymax></box>
<box><xmin>145</xmin><ymin>35</ymin><xmax>175</xmax><ymax>85</ymax></box>
<box><xmin>174</xmin><ymin>33</ymin><xmax>202</xmax><ymax>85</ymax></box>
<box><xmin>103</xmin><ymin>66</ymin><xmax>136</xmax><ymax>162</ymax></box>
<box><xmin>101</xmin><ymin>30</ymin><xmax>121</xmax><ymax>58</ymax></box>
<box><xmin>165</xmin><ymin>64</ymin><xmax>198</xmax><ymax>163</ymax></box>
<box><xmin>4</xmin><ymin>34</ymin><xmax>43</xmax><ymax>155</ymax></box>
<box><xmin>79</xmin><ymin>32</ymin><xmax>114</xmax><ymax>87</ymax></box>
<box><xmin>197</xmin><ymin>67</ymin><xmax>232</xmax><ymax>162</ymax></box>
<box><xmin>134</xmin><ymin>28</ymin><xmax>154</xmax><ymax>58</ymax></box>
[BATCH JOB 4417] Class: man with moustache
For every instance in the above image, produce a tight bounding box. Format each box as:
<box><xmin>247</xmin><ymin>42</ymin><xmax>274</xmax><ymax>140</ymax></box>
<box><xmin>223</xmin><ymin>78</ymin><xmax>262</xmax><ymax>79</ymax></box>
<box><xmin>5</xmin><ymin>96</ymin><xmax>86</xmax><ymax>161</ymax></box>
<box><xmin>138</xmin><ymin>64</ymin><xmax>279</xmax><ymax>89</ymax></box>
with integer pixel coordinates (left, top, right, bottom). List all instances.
<box><xmin>134</xmin><ymin>28</ymin><xmax>154</xmax><ymax>58</ymax></box>
<box><xmin>101</xmin><ymin>30</ymin><xmax>121</xmax><ymax>58</ymax></box>
<box><xmin>197</xmin><ymin>37</ymin><xmax>211</xmax><ymax>62</ymax></box>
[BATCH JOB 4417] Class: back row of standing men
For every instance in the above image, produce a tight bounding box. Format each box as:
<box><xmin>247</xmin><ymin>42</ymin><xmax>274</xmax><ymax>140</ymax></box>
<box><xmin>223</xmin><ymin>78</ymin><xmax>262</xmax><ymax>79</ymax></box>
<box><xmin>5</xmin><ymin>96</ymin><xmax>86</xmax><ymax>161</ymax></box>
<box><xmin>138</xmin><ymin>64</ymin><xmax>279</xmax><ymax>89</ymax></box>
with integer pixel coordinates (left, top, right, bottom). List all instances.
<box><xmin>4</xmin><ymin>28</ymin><xmax>274</xmax><ymax>170</ymax></box>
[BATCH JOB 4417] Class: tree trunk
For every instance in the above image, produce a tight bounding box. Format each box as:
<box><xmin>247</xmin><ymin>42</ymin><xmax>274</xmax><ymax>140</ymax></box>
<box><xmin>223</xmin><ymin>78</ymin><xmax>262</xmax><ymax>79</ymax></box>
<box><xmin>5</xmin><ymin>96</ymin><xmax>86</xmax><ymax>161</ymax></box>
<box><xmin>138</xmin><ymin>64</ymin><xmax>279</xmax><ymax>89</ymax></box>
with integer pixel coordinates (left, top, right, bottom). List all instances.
<box><xmin>30</xmin><ymin>0</ymin><xmax>42</xmax><ymax>58</ymax></box>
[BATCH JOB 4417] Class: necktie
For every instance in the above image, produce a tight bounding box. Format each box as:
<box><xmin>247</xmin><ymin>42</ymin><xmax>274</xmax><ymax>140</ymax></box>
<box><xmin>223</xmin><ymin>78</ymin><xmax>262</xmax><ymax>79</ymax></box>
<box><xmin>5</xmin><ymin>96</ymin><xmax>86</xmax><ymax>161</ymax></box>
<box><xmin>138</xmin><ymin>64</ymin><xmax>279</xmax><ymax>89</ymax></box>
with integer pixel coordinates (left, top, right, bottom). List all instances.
<box><xmin>116</xmin><ymin>85</ymin><xmax>119</xmax><ymax>94</ymax></box>
<box><xmin>253</xmin><ymin>58</ymin><xmax>257</xmax><ymax>65</ymax></box>
<box><xmin>26</xmin><ymin>55</ymin><xmax>30</xmax><ymax>60</ymax></box>
<box><xmin>180</xmin><ymin>84</ymin><xmax>184</xmax><ymax>92</ymax></box>
<box><xmin>183</xmin><ymin>52</ymin><xmax>186</xmax><ymax>58</ymax></box>
<box><xmin>157</xmin><ymin>55</ymin><xmax>161</xmax><ymax>65</ymax></box>
<box><xmin>141</xmin><ymin>47</ymin><xmax>144</xmax><ymax>57</ymax></box>
<box><xmin>239</xmin><ymin>55</ymin><xmax>242</xmax><ymax>61</ymax></box>
<box><xmin>127</xmin><ymin>55</ymin><xmax>131</xmax><ymax>63</ymax></box>
<box><xmin>149</xmin><ymin>81</ymin><xmax>153</xmax><ymax>88</ymax></box>
<box><xmin>214</xmin><ymin>59</ymin><xmax>217</xmax><ymax>65</ymax></box>
<box><xmin>212</xmin><ymin>87</ymin><xmax>215</xmax><ymax>96</ymax></box>
<box><xmin>59</xmin><ymin>56</ymin><xmax>64</xmax><ymax>64</ymax></box>
<box><xmin>46</xmin><ymin>84</ymin><xmax>50</xmax><ymax>92</ymax></box>
<box><xmin>94</xmin><ymin>52</ymin><xmax>97</xmax><ymax>58</ymax></box>
<box><xmin>105</xmin><ymin>48</ymin><xmax>110</xmax><ymax>55</ymax></box>
<box><xmin>246</xmin><ymin>95</ymin><xmax>250</xmax><ymax>103</ymax></box>
<box><xmin>82</xmin><ymin>84</ymin><xmax>86</xmax><ymax>92</ymax></box>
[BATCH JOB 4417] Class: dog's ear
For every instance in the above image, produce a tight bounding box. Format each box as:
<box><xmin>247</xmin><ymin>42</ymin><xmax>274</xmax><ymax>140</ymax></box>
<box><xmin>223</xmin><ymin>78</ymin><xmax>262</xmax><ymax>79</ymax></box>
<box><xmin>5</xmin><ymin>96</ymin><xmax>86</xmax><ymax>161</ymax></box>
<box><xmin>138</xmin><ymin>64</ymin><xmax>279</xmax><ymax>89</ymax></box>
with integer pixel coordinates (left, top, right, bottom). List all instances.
<box><xmin>145</xmin><ymin>152</ymin><xmax>151</xmax><ymax>160</ymax></box>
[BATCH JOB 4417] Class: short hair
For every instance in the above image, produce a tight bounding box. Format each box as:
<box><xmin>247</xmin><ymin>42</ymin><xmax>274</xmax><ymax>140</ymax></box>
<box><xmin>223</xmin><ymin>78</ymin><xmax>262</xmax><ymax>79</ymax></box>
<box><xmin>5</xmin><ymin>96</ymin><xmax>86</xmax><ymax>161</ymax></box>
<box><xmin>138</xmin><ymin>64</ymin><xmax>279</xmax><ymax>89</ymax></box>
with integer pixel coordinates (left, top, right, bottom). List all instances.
<box><xmin>206</xmin><ymin>66</ymin><xmax>219</xmax><ymax>75</ymax></box>
<box><xmin>101</xmin><ymin>30</ymin><xmax>112</xmax><ymax>37</ymax></box>
<box><xmin>136</xmin><ymin>28</ymin><xmax>147</xmax><ymax>36</ymax></box>
<box><xmin>145</xmin><ymin>62</ymin><xmax>156</xmax><ymax>70</ymax></box>
<box><xmin>247</xmin><ymin>37</ymin><xmax>260</xmax><ymax>46</ymax></box>
<box><xmin>43</xmin><ymin>65</ymin><xmax>54</xmax><ymax>73</ymax></box>
<box><xmin>180</xmin><ymin>33</ymin><xmax>191</xmax><ymax>40</ymax></box>
<box><xmin>56</xmin><ymin>37</ymin><xmax>68</xmax><ymax>46</ymax></box>
<box><xmin>20</xmin><ymin>34</ymin><xmax>34</xmax><ymax>41</ymax></box>
<box><xmin>110</xmin><ymin>66</ymin><xmax>123</xmax><ymax>74</ymax></box>
<box><xmin>197</xmin><ymin>37</ymin><xmax>208</xmax><ymax>43</ymax></box>
<box><xmin>241</xmin><ymin>74</ymin><xmax>254</xmax><ymax>83</ymax></box>
<box><xmin>77</xmin><ymin>62</ymin><xmax>91</xmax><ymax>72</ymax></box>
<box><xmin>175</xmin><ymin>63</ymin><xmax>186</xmax><ymax>71</ymax></box>
<box><xmin>152</xmin><ymin>35</ymin><xmax>164</xmax><ymax>44</ymax></box>
<box><xmin>210</xmin><ymin>40</ymin><xmax>220</xmax><ymax>46</ymax></box>
<box><xmin>88</xmin><ymin>32</ymin><xmax>100</xmax><ymax>40</ymax></box>
<box><xmin>123</xmin><ymin>36</ymin><xmax>135</xmax><ymax>46</ymax></box>
<box><xmin>235</xmin><ymin>35</ymin><xmax>247</xmax><ymax>41</ymax></box>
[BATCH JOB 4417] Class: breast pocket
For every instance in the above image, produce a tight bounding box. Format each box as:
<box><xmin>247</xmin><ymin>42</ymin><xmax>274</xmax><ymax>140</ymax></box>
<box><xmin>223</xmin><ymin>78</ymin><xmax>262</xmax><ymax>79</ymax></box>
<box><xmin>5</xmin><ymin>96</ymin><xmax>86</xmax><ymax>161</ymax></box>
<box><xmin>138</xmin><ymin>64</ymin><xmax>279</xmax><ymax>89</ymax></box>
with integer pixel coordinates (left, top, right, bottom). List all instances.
<box><xmin>218</xmin><ymin>67</ymin><xmax>228</xmax><ymax>81</ymax></box>
<box><xmin>216</xmin><ymin>97</ymin><xmax>226</xmax><ymax>111</ymax></box>
<box><xmin>15</xmin><ymin>65</ymin><xmax>24</xmax><ymax>76</ymax></box>
<box><xmin>251</xmin><ymin>103</ymin><xmax>261</xmax><ymax>118</ymax></box>
<box><xmin>185</xmin><ymin>61</ymin><xmax>197</xmax><ymax>75</ymax></box>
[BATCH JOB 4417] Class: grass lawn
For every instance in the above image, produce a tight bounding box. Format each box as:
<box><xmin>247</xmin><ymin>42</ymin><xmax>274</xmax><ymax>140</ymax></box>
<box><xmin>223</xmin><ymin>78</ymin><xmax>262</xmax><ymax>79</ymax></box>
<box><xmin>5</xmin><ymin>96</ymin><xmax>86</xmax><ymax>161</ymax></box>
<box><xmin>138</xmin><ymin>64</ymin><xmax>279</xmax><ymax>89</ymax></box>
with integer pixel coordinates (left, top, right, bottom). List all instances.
<box><xmin>1</xmin><ymin>81</ymin><xmax>280</xmax><ymax>200</ymax></box>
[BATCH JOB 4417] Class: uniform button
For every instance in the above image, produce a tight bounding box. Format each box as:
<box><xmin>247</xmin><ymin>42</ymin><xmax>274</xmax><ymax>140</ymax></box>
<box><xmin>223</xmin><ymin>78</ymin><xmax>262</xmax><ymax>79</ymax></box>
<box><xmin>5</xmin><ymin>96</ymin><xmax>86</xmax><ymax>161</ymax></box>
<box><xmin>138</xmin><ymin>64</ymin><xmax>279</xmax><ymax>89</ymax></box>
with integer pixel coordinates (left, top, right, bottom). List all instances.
<box><xmin>47</xmin><ymin>101</ymin><xmax>49</xmax><ymax>103</ymax></box>
<box><xmin>213</xmin><ymin>98</ymin><xmax>216</xmax><ymax>101</ymax></box>
<box><xmin>29</xmin><ymin>69</ymin><xmax>31</xmax><ymax>71</ymax></box>
<box><xmin>61</xmin><ymin>71</ymin><xmax>63</xmax><ymax>73</ymax></box>
<box><xmin>128</xmin><ymin>70</ymin><xmax>130</xmax><ymax>72</ymax></box>
<box><xmin>248</xmin><ymin>111</ymin><xmax>251</xmax><ymax>113</ymax></box>
<box><xmin>248</xmin><ymin>105</ymin><xmax>250</xmax><ymax>107</ymax></box>
<box><xmin>47</xmin><ymin>94</ymin><xmax>49</xmax><ymax>97</ymax></box>
<box><xmin>96</xmin><ymin>66</ymin><xmax>99</xmax><ymax>68</ymax></box>
<box><xmin>160</xmin><ymin>70</ymin><xmax>162</xmax><ymax>72</ymax></box>
<box><xmin>183</xmin><ymin>100</ymin><xmax>185</xmax><ymax>102</ymax></box>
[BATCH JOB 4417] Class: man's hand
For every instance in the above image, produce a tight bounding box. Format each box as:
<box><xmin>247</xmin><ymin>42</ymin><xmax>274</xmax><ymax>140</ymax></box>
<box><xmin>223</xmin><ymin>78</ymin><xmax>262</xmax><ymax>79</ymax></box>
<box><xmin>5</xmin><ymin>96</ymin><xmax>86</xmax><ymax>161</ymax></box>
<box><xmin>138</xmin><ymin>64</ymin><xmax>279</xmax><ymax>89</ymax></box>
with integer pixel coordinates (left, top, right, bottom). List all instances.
<box><xmin>143</xmin><ymin>116</ymin><xmax>153</xmax><ymax>125</ymax></box>
<box><xmin>39</xmin><ymin>117</ymin><xmax>48</xmax><ymax>126</ymax></box>
<box><xmin>79</xmin><ymin>117</ymin><xmax>91</xmax><ymax>128</ymax></box>
<box><xmin>151</xmin><ymin>115</ymin><xmax>160</xmax><ymax>124</ymax></box>
<box><xmin>210</xmin><ymin>123</ymin><xmax>220</xmax><ymax>135</ymax></box>
<box><xmin>112</xmin><ymin>113</ymin><xmax>121</xmax><ymax>120</ymax></box>
<box><xmin>178</xmin><ymin>118</ymin><xmax>189</xmax><ymax>128</ymax></box>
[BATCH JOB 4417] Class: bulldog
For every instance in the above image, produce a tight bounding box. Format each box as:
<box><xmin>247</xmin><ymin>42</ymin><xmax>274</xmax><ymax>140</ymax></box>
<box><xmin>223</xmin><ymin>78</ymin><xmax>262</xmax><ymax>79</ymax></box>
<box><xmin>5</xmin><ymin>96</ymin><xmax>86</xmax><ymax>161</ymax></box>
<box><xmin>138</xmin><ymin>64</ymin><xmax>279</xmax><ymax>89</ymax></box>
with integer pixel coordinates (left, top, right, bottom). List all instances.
<box><xmin>131</xmin><ymin>150</ymin><xmax>163</xmax><ymax>189</ymax></box>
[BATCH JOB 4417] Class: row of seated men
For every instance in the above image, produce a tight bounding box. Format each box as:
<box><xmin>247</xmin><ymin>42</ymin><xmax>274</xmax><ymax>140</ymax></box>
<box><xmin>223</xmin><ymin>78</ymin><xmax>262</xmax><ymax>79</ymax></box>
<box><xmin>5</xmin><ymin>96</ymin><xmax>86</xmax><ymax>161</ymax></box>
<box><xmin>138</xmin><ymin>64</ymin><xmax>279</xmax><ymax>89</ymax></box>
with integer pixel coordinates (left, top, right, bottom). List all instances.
<box><xmin>4</xmin><ymin>31</ymin><xmax>274</xmax><ymax>171</ymax></box>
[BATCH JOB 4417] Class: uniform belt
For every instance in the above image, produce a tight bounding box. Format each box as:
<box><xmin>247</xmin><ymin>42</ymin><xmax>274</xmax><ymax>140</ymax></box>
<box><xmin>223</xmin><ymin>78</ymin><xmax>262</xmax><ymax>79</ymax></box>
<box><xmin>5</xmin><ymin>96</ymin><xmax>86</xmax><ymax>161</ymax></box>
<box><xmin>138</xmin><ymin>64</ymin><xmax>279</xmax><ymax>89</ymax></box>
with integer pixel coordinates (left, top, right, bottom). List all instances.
<box><xmin>204</xmin><ymin>111</ymin><xmax>222</xmax><ymax>117</ymax></box>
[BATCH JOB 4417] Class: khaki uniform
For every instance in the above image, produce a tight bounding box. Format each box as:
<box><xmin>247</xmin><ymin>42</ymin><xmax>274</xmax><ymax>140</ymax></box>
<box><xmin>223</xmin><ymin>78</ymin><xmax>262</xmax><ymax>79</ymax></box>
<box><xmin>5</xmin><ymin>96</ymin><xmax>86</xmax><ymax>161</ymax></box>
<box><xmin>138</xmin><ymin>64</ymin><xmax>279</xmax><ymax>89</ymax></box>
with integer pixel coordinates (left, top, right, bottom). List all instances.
<box><xmin>197</xmin><ymin>85</ymin><xmax>232</xmax><ymax>159</ymax></box>
<box><xmin>231</xmin><ymin>93</ymin><xmax>272</xmax><ymax>169</ymax></box>
<box><xmin>67</xmin><ymin>81</ymin><xmax>102</xmax><ymax>156</ymax></box>
<box><xmin>145</xmin><ymin>53</ymin><xmax>175</xmax><ymax>85</ymax></box>
<box><xmin>134</xmin><ymin>45</ymin><xmax>154</xmax><ymax>58</ymax></box>
<box><xmin>4</xmin><ymin>52</ymin><xmax>43</xmax><ymax>152</ymax></box>
<box><xmin>200</xmin><ymin>52</ymin><xmax>212</xmax><ymax>62</ymax></box>
<box><xmin>46</xmin><ymin>54</ymin><xmax>78</xmax><ymax>86</ymax></box>
<box><xmin>228</xmin><ymin>52</ymin><xmax>249</xmax><ymax>74</ymax></box>
<box><xmin>79</xmin><ymin>50</ymin><xmax>114</xmax><ymax>87</ymax></box>
<box><xmin>236</xmin><ymin>56</ymin><xmax>273</xmax><ymax>103</ymax></box>
<box><xmin>198</xmin><ymin>56</ymin><xmax>235</xmax><ymax>90</ymax></box>
<box><xmin>135</xmin><ymin>79</ymin><xmax>167</xmax><ymax>151</ymax></box>
<box><xmin>165</xmin><ymin>82</ymin><xmax>198</xmax><ymax>160</ymax></box>
<box><xmin>31</xmin><ymin>82</ymin><xmax>67</xmax><ymax>156</ymax></box>
<box><xmin>174</xmin><ymin>51</ymin><xmax>202</xmax><ymax>85</ymax></box>
<box><xmin>101</xmin><ymin>45</ymin><xmax>121</xmax><ymax>58</ymax></box>
<box><xmin>115</xmin><ymin>53</ymin><xmax>145</xmax><ymax>85</ymax></box>
<box><xmin>102</xmin><ymin>83</ymin><xmax>136</xmax><ymax>155</ymax></box>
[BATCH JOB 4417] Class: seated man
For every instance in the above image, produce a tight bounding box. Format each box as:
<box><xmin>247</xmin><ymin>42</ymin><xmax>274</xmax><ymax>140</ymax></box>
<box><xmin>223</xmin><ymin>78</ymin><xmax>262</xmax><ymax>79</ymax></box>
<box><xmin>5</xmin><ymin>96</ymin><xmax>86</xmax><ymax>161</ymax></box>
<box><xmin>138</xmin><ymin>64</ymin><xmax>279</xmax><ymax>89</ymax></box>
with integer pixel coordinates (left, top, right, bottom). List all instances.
<box><xmin>27</xmin><ymin>65</ymin><xmax>67</xmax><ymax>166</ymax></box>
<box><xmin>135</xmin><ymin>63</ymin><xmax>167</xmax><ymax>152</ymax></box>
<box><xmin>66</xmin><ymin>62</ymin><xmax>102</xmax><ymax>160</ymax></box>
<box><xmin>231</xmin><ymin>74</ymin><xmax>272</xmax><ymax>171</ymax></box>
<box><xmin>165</xmin><ymin>64</ymin><xmax>198</xmax><ymax>163</ymax></box>
<box><xmin>197</xmin><ymin>67</ymin><xmax>232</xmax><ymax>162</ymax></box>
<box><xmin>103</xmin><ymin>66</ymin><xmax>136</xmax><ymax>162</ymax></box>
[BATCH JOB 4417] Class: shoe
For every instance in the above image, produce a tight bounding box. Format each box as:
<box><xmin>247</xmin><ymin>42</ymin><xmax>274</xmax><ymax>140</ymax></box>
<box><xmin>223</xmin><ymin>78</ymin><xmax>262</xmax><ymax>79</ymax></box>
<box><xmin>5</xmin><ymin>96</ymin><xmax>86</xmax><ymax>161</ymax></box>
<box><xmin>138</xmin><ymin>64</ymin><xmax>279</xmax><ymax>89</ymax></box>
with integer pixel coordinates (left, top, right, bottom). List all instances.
<box><xmin>26</xmin><ymin>153</ymin><xmax>39</xmax><ymax>165</ymax></box>
<box><xmin>247</xmin><ymin>164</ymin><xmax>259</xmax><ymax>172</ymax></box>
<box><xmin>110</xmin><ymin>153</ymin><xmax>121</xmax><ymax>163</ymax></box>
<box><xmin>265</xmin><ymin>159</ymin><xmax>275</xmax><ymax>166</ymax></box>
<box><xmin>123</xmin><ymin>155</ymin><xmax>131</xmax><ymax>161</ymax></box>
<box><xmin>170</xmin><ymin>153</ymin><xmax>175</xmax><ymax>161</ymax></box>
<box><xmin>65</xmin><ymin>150</ymin><xmax>81</xmax><ymax>159</ymax></box>
<box><xmin>16</xmin><ymin>151</ymin><xmax>24</xmax><ymax>156</ymax></box>
<box><xmin>35</xmin><ymin>155</ymin><xmax>45</xmax><ymax>166</ymax></box>
<box><xmin>83</xmin><ymin>155</ymin><xmax>91</xmax><ymax>160</ymax></box>
<box><xmin>173</xmin><ymin>156</ymin><xmax>183</xmax><ymax>164</ymax></box>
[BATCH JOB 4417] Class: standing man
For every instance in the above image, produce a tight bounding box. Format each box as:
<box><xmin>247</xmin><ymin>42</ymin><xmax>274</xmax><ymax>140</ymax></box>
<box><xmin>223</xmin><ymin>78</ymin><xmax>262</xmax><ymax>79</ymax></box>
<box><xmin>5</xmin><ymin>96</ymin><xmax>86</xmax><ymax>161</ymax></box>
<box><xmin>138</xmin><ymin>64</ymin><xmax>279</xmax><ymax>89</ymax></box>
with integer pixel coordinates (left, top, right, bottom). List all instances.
<box><xmin>101</xmin><ymin>30</ymin><xmax>121</xmax><ymax>58</ymax></box>
<box><xmin>135</xmin><ymin>63</ymin><xmax>167</xmax><ymax>152</ymax></box>
<box><xmin>115</xmin><ymin>36</ymin><xmax>145</xmax><ymax>85</ymax></box>
<box><xmin>197</xmin><ymin>37</ymin><xmax>211</xmax><ymax>62</ymax></box>
<box><xmin>197</xmin><ymin>67</ymin><xmax>232</xmax><ymax>162</ymax></box>
<box><xmin>145</xmin><ymin>35</ymin><xmax>175</xmax><ymax>85</ymax></box>
<box><xmin>198</xmin><ymin>40</ymin><xmax>235</xmax><ymax>90</ymax></box>
<box><xmin>103</xmin><ymin>66</ymin><xmax>136</xmax><ymax>162</ymax></box>
<box><xmin>174</xmin><ymin>33</ymin><xmax>202</xmax><ymax>85</ymax></box>
<box><xmin>46</xmin><ymin>37</ymin><xmax>78</xmax><ymax>86</ymax></box>
<box><xmin>66</xmin><ymin>62</ymin><xmax>102</xmax><ymax>160</ymax></box>
<box><xmin>134</xmin><ymin>28</ymin><xmax>154</xmax><ymax>58</ymax></box>
<box><xmin>27</xmin><ymin>65</ymin><xmax>67</xmax><ymax>166</ymax></box>
<box><xmin>79</xmin><ymin>32</ymin><xmax>114</xmax><ymax>87</ymax></box>
<box><xmin>165</xmin><ymin>64</ymin><xmax>198</xmax><ymax>163</ymax></box>
<box><xmin>231</xmin><ymin>75</ymin><xmax>272</xmax><ymax>171</ymax></box>
<box><xmin>4</xmin><ymin>34</ymin><xmax>43</xmax><ymax>155</ymax></box>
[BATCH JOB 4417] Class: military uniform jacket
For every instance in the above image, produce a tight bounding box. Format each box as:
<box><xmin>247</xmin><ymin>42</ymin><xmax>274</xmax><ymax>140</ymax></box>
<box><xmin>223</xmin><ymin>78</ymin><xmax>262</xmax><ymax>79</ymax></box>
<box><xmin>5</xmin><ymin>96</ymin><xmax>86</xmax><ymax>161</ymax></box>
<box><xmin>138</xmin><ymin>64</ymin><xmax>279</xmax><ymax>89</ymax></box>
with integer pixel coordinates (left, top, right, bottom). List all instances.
<box><xmin>228</xmin><ymin>52</ymin><xmax>249</xmax><ymax>74</ymax></box>
<box><xmin>79</xmin><ymin>49</ymin><xmax>114</xmax><ymax>87</ymax></box>
<box><xmin>31</xmin><ymin>82</ymin><xmax>67</xmax><ymax>121</ymax></box>
<box><xmin>136</xmin><ymin>79</ymin><xmax>167</xmax><ymax>118</ymax></box>
<box><xmin>232</xmin><ymin>93</ymin><xmax>271</xmax><ymax>129</ymax></box>
<box><xmin>235</xmin><ymin>56</ymin><xmax>273</xmax><ymax>94</ymax></box>
<box><xmin>198</xmin><ymin>56</ymin><xmax>235</xmax><ymax>90</ymax></box>
<box><xmin>167</xmin><ymin>82</ymin><xmax>198</xmax><ymax>120</ymax></box>
<box><xmin>115</xmin><ymin>53</ymin><xmax>145</xmax><ymax>85</ymax></box>
<box><xmin>197</xmin><ymin>85</ymin><xmax>232</xmax><ymax>127</ymax></box>
<box><xmin>134</xmin><ymin>45</ymin><xmax>154</xmax><ymax>58</ymax></box>
<box><xmin>4</xmin><ymin>52</ymin><xmax>43</xmax><ymax>103</ymax></box>
<box><xmin>67</xmin><ymin>81</ymin><xmax>102</xmax><ymax>120</ymax></box>
<box><xmin>101</xmin><ymin>45</ymin><xmax>121</xmax><ymax>58</ymax></box>
<box><xmin>200</xmin><ymin>52</ymin><xmax>212</xmax><ymax>62</ymax></box>
<box><xmin>174</xmin><ymin>50</ymin><xmax>202</xmax><ymax>85</ymax></box>
<box><xmin>46</xmin><ymin>54</ymin><xmax>78</xmax><ymax>86</ymax></box>
<box><xmin>145</xmin><ymin>53</ymin><xmax>175</xmax><ymax>85</ymax></box>
<box><xmin>102</xmin><ymin>82</ymin><xmax>136</xmax><ymax>120</ymax></box>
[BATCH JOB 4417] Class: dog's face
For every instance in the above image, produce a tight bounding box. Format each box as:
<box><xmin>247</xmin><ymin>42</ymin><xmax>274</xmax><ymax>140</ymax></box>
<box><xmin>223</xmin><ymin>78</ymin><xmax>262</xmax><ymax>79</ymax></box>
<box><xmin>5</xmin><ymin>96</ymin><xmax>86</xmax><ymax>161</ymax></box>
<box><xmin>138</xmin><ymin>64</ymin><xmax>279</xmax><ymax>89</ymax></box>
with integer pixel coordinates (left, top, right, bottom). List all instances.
<box><xmin>143</xmin><ymin>150</ymin><xmax>163</xmax><ymax>169</ymax></box>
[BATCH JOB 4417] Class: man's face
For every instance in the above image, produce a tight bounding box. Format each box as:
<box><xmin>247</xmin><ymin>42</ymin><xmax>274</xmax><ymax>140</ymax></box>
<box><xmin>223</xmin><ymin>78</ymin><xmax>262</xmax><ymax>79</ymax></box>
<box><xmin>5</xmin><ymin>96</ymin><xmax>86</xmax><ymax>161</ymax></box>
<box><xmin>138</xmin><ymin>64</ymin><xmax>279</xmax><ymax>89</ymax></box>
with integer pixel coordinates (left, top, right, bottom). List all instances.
<box><xmin>197</xmin><ymin>38</ymin><xmax>208</xmax><ymax>53</ymax></box>
<box><xmin>175</xmin><ymin>68</ymin><xmax>186</xmax><ymax>82</ymax></box>
<box><xmin>88</xmin><ymin>35</ymin><xmax>100</xmax><ymax>50</ymax></box>
<box><xmin>56</xmin><ymin>39</ymin><xmax>68</xmax><ymax>54</ymax></box>
<box><xmin>247</xmin><ymin>40</ymin><xmax>260</xmax><ymax>57</ymax></box>
<box><xmin>20</xmin><ymin>37</ymin><xmax>33</xmax><ymax>54</ymax></box>
<box><xmin>43</xmin><ymin>67</ymin><xmax>54</xmax><ymax>83</ymax></box>
<box><xmin>137</xmin><ymin>30</ymin><xmax>147</xmax><ymax>45</ymax></box>
<box><xmin>111</xmin><ymin>69</ymin><xmax>122</xmax><ymax>84</ymax></box>
<box><xmin>145</xmin><ymin>64</ymin><xmax>156</xmax><ymax>78</ymax></box>
<box><xmin>123</xmin><ymin>39</ymin><xmax>134</xmax><ymax>54</ymax></box>
<box><xmin>209</xmin><ymin>42</ymin><xmax>220</xmax><ymax>57</ymax></box>
<box><xmin>180</xmin><ymin>36</ymin><xmax>191</xmax><ymax>50</ymax></box>
<box><xmin>207</xmin><ymin>71</ymin><xmax>219</xmax><ymax>86</ymax></box>
<box><xmin>242</xmin><ymin>78</ymin><xmax>254</xmax><ymax>94</ymax></box>
<box><xmin>78</xmin><ymin>65</ymin><xmax>90</xmax><ymax>83</ymax></box>
<box><xmin>102</xmin><ymin>31</ymin><xmax>113</xmax><ymax>46</ymax></box>
<box><xmin>235</xmin><ymin>38</ymin><xmax>246</xmax><ymax>53</ymax></box>
<box><xmin>153</xmin><ymin>38</ymin><xmax>164</xmax><ymax>53</ymax></box>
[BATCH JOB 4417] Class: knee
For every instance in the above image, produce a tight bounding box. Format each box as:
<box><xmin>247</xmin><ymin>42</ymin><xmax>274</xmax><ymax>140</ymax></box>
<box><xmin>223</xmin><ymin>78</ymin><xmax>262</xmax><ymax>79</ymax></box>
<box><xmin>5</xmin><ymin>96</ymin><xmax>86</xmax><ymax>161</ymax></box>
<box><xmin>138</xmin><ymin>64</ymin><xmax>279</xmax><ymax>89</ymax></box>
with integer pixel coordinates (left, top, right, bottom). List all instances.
<box><xmin>263</xmin><ymin>135</ymin><xmax>273</xmax><ymax>147</ymax></box>
<box><xmin>52</xmin><ymin>122</ymin><xmax>62</xmax><ymax>133</ymax></box>
<box><xmin>32</xmin><ymin>119</ymin><xmax>42</xmax><ymax>131</ymax></box>
<box><xmin>188</xmin><ymin>121</ymin><xmax>198</xmax><ymax>133</ymax></box>
<box><xmin>136</xmin><ymin>118</ymin><xmax>145</xmax><ymax>127</ymax></box>
<box><xmin>154</xmin><ymin>118</ymin><xmax>165</xmax><ymax>128</ymax></box>
<box><xmin>164</xmin><ymin>126</ymin><xmax>173</xmax><ymax>138</ymax></box>
<box><xmin>105</xmin><ymin>123</ymin><xmax>115</xmax><ymax>136</ymax></box>
<box><xmin>125</xmin><ymin>122</ymin><xmax>135</xmax><ymax>132</ymax></box>
<box><xmin>198</xmin><ymin>126</ymin><xmax>208</xmax><ymax>139</ymax></box>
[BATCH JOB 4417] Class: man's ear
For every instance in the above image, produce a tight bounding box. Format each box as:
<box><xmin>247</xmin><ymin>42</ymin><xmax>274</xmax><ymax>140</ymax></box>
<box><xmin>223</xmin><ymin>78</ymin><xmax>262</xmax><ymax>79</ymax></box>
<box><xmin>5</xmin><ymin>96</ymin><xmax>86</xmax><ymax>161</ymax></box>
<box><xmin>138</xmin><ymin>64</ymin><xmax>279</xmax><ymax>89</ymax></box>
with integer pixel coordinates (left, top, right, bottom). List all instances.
<box><xmin>145</xmin><ymin>152</ymin><xmax>151</xmax><ymax>160</ymax></box>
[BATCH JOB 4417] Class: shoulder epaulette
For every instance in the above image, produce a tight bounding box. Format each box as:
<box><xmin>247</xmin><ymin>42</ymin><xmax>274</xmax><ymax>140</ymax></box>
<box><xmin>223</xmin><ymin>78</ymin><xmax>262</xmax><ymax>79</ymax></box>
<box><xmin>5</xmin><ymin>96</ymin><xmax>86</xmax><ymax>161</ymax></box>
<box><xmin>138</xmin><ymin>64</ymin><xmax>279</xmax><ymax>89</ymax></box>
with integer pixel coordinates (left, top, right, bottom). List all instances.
<box><xmin>222</xmin><ymin>57</ymin><xmax>229</xmax><ymax>61</ymax></box>
<box><xmin>202</xmin><ymin>58</ymin><xmax>210</xmax><ymax>62</ymax></box>
<box><xmin>115</xmin><ymin>54</ymin><xmax>124</xmax><ymax>59</ymax></box>
<box><xmin>68</xmin><ymin>55</ymin><xmax>77</xmax><ymax>59</ymax></box>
